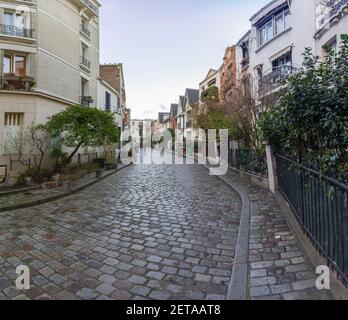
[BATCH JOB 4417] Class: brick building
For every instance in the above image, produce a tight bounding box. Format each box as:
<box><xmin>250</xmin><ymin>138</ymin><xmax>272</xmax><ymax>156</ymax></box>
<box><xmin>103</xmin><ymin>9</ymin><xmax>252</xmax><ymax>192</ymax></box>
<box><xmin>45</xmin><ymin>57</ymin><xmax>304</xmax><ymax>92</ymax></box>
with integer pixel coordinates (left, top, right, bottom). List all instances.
<box><xmin>220</xmin><ymin>46</ymin><xmax>237</xmax><ymax>101</ymax></box>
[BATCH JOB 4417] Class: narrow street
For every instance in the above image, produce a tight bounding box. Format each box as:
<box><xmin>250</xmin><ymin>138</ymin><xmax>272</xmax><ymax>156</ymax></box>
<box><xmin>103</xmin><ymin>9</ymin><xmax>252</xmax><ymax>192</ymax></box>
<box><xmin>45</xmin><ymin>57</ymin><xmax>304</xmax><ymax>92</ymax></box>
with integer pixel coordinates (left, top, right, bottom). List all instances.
<box><xmin>0</xmin><ymin>163</ymin><xmax>242</xmax><ymax>300</ymax></box>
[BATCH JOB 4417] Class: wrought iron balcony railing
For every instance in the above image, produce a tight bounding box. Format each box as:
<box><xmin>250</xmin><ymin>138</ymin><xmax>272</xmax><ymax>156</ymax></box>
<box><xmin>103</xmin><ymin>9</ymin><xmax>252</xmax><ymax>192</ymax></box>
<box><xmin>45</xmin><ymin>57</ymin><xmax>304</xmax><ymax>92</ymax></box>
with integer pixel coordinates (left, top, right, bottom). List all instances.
<box><xmin>319</xmin><ymin>0</ymin><xmax>348</xmax><ymax>27</ymax></box>
<box><xmin>80</xmin><ymin>96</ymin><xmax>94</xmax><ymax>106</ymax></box>
<box><xmin>80</xmin><ymin>56</ymin><xmax>91</xmax><ymax>70</ymax></box>
<box><xmin>0</xmin><ymin>74</ymin><xmax>35</xmax><ymax>91</ymax></box>
<box><xmin>80</xmin><ymin>24</ymin><xmax>91</xmax><ymax>38</ymax></box>
<box><xmin>0</xmin><ymin>25</ymin><xmax>33</xmax><ymax>39</ymax></box>
<box><xmin>258</xmin><ymin>65</ymin><xmax>296</xmax><ymax>95</ymax></box>
<box><xmin>81</xmin><ymin>0</ymin><xmax>98</xmax><ymax>14</ymax></box>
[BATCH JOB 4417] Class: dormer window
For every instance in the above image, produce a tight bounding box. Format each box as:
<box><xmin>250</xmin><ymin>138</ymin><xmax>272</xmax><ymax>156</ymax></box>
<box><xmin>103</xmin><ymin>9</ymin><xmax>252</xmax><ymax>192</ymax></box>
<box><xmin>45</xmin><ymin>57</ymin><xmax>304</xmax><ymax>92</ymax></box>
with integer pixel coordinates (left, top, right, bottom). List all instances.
<box><xmin>258</xmin><ymin>6</ymin><xmax>291</xmax><ymax>47</ymax></box>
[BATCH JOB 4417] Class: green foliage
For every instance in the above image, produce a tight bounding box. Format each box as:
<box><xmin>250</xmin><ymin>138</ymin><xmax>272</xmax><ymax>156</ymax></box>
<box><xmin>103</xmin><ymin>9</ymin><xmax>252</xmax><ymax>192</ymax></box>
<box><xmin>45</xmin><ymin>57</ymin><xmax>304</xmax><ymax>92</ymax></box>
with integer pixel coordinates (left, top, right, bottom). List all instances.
<box><xmin>201</xmin><ymin>86</ymin><xmax>220</xmax><ymax>103</ymax></box>
<box><xmin>18</xmin><ymin>165</ymin><xmax>55</xmax><ymax>184</ymax></box>
<box><xmin>259</xmin><ymin>34</ymin><xmax>348</xmax><ymax>180</ymax></box>
<box><xmin>46</xmin><ymin>105</ymin><xmax>120</xmax><ymax>165</ymax></box>
<box><xmin>194</xmin><ymin>102</ymin><xmax>237</xmax><ymax>137</ymax></box>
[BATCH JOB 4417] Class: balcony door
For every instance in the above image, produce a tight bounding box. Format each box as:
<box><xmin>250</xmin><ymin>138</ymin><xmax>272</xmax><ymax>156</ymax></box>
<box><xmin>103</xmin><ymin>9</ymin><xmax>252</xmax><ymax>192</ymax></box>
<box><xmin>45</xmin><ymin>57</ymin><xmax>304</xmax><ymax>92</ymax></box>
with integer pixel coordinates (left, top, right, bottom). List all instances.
<box><xmin>4</xmin><ymin>12</ymin><xmax>26</xmax><ymax>36</ymax></box>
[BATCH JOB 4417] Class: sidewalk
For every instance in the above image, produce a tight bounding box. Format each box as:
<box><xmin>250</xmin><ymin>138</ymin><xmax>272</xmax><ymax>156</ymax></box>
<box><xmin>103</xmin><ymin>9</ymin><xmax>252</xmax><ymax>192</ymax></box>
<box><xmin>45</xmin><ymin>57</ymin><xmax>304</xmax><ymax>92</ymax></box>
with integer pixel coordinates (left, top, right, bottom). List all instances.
<box><xmin>0</xmin><ymin>164</ymin><xmax>129</xmax><ymax>213</ymax></box>
<box><xmin>210</xmin><ymin>167</ymin><xmax>332</xmax><ymax>300</ymax></box>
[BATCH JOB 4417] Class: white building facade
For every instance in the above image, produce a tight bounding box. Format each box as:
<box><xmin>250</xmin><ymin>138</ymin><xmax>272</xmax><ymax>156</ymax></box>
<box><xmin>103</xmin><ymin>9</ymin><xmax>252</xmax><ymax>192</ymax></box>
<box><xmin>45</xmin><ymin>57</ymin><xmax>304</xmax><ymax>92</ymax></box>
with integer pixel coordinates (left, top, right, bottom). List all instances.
<box><xmin>97</xmin><ymin>79</ymin><xmax>122</xmax><ymax>129</ymax></box>
<box><xmin>247</xmin><ymin>0</ymin><xmax>348</xmax><ymax>108</ymax></box>
<box><xmin>0</xmin><ymin>0</ymin><xmax>101</xmax><ymax>178</ymax></box>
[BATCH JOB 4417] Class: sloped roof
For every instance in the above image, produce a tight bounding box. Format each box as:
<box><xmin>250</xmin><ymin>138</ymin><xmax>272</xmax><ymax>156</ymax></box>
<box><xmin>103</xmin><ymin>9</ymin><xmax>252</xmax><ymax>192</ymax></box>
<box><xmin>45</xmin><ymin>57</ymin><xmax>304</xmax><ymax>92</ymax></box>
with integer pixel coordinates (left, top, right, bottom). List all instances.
<box><xmin>179</xmin><ymin>96</ymin><xmax>187</xmax><ymax>112</ymax></box>
<box><xmin>185</xmin><ymin>88</ymin><xmax>199</xmax><ymax>106</ymax></box>
<box><xmin>250</xmin><ymin>0</ymin><xmax>288</xmax><ymax>25</ymax></box>
<box><xmin>159</xmin><ymin>112</ymin><xmax>171</xmax><ymax>124</ymax></box>
<box><xmin>170</xmin><ymin>104</ymin><xmax>178</xmax><ymax>117</ymax></box>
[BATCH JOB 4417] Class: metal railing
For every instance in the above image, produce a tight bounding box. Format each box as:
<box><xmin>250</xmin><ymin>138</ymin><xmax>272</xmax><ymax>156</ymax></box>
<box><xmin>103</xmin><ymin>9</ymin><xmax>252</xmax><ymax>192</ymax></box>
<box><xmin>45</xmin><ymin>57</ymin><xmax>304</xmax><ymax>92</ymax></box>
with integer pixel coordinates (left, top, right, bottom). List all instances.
<box><xmin>80</xmin><ymin>24</ymin><xmax>91</xmax><ymax>38</ymax></box>
<box><xmin>0</xmin><ymin>75</ymin><xmax>35</xmax><ymax>91</ymax></box>
<box><xmin>229</xmin><ymin>146</ymin><xmax>268</xmax><ymax>178</ymax></box>
<box><xmin>319</xmin><ymin>0</ymin><xmax>348</xmax><ymax>27</ymax></box>
<box><xmin>275</xmin><ymin>153</ymin><xmax>348</xmax><ymax>284</ymax></box>
<box><xmin>0</xmin><ymin>24</ymin><xmax>33</xmax><ymax>38</ymax></box>
<box><xmin>80</xmin><ymin>56</ymin><xmax>91</xmax><ymax>70</ymax></box>
<box><xmin>258</xmin><ymin>65</ymin><xmax>296</xmax><ymax>94</ymax></box>
<box><xmin>81</xmin><ymin>0</ymin><xmax>99</xmax><ymax>14</ymax></box>
<box><xmin>80</xmin><ymin>96</ymin><xmax>94</xmax><ymax>106</ymax></box>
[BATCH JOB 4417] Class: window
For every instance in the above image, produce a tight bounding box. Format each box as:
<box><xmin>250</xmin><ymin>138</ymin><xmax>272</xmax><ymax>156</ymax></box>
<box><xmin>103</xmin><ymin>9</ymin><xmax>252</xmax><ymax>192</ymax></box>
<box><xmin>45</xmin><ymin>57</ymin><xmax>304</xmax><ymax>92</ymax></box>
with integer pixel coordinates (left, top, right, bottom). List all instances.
<box><xmin>81</xmin><ymin>78</ymin><xmax>88</xmax><ymax>97</ymax></box>
<box><xmin>2</xmin><ymin>53</ymin><xmax>27</xmax><ymax>76</ymax></box>
<box><xmin>3</xmin><ymin>113</ymin><xmax>24</xmax><ymax>155</ymax></box>
<box><xmin>105</xmin><ymin>91</ymin><xmax>111</xmax><ymax>111</ymax></box>
<box><xmin>15</xmin><ymin>56</ymin><xmax>26</xmax><ymax>76</ymax></box>
<box><xmin>3</xmin><ymin>55</ymin><xmax>11</xmax><ymax>74</ymax></box>
<box><xmin>81</xmin><ymin>44</ymin><xmax>87</xmax><ymax>58</ymax></box>
<box><xmin>272</xmin><ymin>52</ymin><xmax>293</xmax><ymax>76</ymax></box>
<box><xmin>323</xmin><ymin>36</ymin><xmax>337</xmax><ymax>56</ymax></box>
<box><xmin>259</xmin><ymin>20</ymin><xmax>273</xmax><ymax>46</ymax></box>
<box><xmin>284</xmin><ymin>10</ymin><xmax>291</xmax><ymax>29</ymax></box>
<box><xmin>272</xmin><ymin>52</ymin><xmax>292</xmax><ymax>69</ymax></box>
<box><xmin>4</xmin><ymin>12</ymin><xmax>26</xmax><ymax>30</ymax></box>
<box><xmin>258</xmin><ymin>7</ymin><xmax>291</xmax><ymax>47</ymax></box>
<box><xmin>208</xmin><ymin>79</ymin><xmax>216</xmax><ymax>87</ymax></box>
<box><xmin>275</xmin><ymin>14</ymin><xmax>285</xmax><ymax>34</ymax></box>
<box><xmin>4</xmin><ymin>13</ymin><xmax>13</xmax><ymax>26</ymax></box>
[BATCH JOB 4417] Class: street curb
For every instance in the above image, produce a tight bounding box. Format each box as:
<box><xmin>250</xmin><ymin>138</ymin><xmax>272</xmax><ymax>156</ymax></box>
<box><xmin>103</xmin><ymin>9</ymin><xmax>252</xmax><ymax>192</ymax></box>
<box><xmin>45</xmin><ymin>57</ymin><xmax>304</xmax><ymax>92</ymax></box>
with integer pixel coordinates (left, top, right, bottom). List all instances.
<box><xmin>0</xmin><ymin>186</ymin><xmax>41</xmax><ymax>198</ymax></box>
<box><xmin>0</xmin><ymin>164</ymin><xmax>132</xmax><ymax>213</ymax></box>
<box><xmin>202</xmin><ymin>165</ymin><xmax>250</xmax><ymax>300</ymax></box>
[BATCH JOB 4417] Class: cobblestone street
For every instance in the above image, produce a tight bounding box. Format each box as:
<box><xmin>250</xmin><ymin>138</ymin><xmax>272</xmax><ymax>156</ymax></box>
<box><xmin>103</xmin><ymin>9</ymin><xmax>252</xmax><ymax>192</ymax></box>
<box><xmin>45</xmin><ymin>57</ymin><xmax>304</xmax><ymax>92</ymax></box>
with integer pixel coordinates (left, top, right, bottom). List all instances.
<box><xmin>0</xmin><ymin>163</ymin><xmax>241</xmax><ymax>300</ymax></box>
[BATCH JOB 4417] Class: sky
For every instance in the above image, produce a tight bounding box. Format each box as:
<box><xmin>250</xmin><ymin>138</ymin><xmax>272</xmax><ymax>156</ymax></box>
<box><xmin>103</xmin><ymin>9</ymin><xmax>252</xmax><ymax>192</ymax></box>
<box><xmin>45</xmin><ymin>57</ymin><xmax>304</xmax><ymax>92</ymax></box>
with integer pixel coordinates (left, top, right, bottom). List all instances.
<box><xmin>99</xmin><ymin>0</ymin><xmax>270</xmax><ymax>119</ymax></box>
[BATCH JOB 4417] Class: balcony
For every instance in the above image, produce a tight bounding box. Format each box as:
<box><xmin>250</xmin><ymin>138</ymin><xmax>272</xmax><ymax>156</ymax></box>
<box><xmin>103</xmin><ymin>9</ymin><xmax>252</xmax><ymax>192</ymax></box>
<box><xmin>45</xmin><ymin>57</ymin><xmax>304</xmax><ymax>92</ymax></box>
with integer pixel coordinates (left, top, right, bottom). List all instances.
<box><xmin>70</xmin><ymin>0</ymin><xmax>99</xmax><ymax>17</ymax></box>
<box><xmin>241</xmin><ymin>57</ymin><xmax>250</xmax><ymax>70</ymax></box>
<box><xmin>0</xmin><ymin>74</ymin><xmax>35</xmax><ymax>92</ymax></box>
<box><xmin>258</xmin><ymin>65</ymin><xmax>296</xmax><ymax>96</ymax></box>
<box><xmin>318</xmin><ymin>0</ymin><xmax>348</xmax><ymax>27</ymax></box>
<box><xmin>80</xmin><ymin>25</ymin><xmax>91</xmax><ymax>39</ymax></box>
<box><xmin>80</xmin><ymin>56</ymin><xmax>91</xmax><ymax>72</ymax></box>
<box><xmin>0</xmin><ymin>24</ymin><xmax>34</xmax><ymax>40</ymax></box>
<box><xmin>80</xmin><ymin>96</ymin><xmax>94</xmax><ymax>106</ymax></box>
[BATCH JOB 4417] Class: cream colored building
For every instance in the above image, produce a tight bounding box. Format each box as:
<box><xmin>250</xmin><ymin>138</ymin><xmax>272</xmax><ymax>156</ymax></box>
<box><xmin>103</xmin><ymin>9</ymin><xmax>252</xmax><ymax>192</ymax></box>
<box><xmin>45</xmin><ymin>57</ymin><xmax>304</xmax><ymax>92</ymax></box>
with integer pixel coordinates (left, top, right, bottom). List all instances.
<box><xmin>199</xmin><ymin>68</ymin><xmax>221</xmax><ymax>107</ymax></box>
<box><xmin>97</xmin><ymin>79</ymin><xmax>122</xmax><ymax>129</ymax></box>
<box><xmin>0</xmin><ymin>0</ymin><xmax>101</xmax><ymax>180</ymax></box>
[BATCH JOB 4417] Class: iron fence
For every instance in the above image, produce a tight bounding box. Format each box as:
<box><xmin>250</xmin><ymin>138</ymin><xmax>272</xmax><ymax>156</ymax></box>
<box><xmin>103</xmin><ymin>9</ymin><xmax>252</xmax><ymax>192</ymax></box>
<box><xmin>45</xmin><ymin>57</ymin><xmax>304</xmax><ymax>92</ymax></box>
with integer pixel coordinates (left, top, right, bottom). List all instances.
<box><xmin>275</xmin><ymin>153</ymin><xmax>348</xmax><ymax>284</ymax></box>
<box><xmin>229</xmin><ymin>145</ymin><xmax>268</xmax><ymax>178</ymax></box>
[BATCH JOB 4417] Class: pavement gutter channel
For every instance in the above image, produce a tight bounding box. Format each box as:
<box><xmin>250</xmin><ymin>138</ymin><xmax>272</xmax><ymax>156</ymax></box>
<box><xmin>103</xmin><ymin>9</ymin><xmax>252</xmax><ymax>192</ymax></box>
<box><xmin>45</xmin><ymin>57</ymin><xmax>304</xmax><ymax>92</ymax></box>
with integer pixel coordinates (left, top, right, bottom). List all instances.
<box><xmin>203</xmin><ymin>164</ymin><xmax>251</xmax><ymax>300</ymax></box>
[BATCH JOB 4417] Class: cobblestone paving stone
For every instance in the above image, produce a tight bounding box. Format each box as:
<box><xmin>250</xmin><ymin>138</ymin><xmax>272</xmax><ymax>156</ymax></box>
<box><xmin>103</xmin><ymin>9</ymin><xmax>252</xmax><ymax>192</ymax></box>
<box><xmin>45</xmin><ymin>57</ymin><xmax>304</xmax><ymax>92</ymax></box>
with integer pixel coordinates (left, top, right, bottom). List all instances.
<box><xmin>0</xmin><ymin>168</ymin><xmax>122</xmax><ymax>210</ymax></box>
<box><xmin>223</xmin><ymin>170</ymin><xmax>331</xmax><ymax>300</ymax></box>
<box><xmin>0</xmin><ymin>164</ymin><xmax>241</xmax><ymax>300</ymax></box>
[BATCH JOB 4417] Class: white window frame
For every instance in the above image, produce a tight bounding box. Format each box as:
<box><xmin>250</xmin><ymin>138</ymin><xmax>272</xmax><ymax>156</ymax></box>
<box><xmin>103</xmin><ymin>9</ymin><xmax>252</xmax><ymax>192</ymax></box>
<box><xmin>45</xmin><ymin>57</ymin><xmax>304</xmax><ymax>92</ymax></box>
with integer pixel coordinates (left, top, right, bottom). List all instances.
<box><xmin>258</xmin><ymin>7</ymin><xmax>291</xmax><ymax>47</ymax></box>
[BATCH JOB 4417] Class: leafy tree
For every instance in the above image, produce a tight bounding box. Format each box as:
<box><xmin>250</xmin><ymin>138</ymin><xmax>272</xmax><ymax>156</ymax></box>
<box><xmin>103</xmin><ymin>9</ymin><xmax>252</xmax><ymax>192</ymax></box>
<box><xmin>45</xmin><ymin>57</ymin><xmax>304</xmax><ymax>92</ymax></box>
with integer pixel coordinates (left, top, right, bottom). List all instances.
<box><xmin>259</xmin><ymin>34</ymin><xmax>348</xmax><ymax>181</ymax></box>
<box><xmin>201</xmin><ymin>86</ymin><xmax>220</xmax><ymax>103</ymax></box>
<box><xmin>7</xmin><ymin>122</ymin><xmax>51</xmax><ymax>172</ymax></box>
<box><xmin>46</xmin><ymin>105</ymin><xmax>120</xmax><ymax>166</ymax></box>
<box><xmin>192</xmin><ymin>100</ymin><xmax>236</xmax><ymax>136</ymax></box>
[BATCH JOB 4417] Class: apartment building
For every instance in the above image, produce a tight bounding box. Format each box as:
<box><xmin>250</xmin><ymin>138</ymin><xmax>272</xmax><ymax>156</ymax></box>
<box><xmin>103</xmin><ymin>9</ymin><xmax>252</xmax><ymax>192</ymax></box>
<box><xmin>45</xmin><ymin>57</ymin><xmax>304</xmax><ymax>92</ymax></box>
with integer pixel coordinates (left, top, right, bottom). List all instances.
<box><xmin>97</xmin><ymin>78</ymin><xmax>122</xmax><ymax>129</ymax></box>
<box><xmin>199</xmin><ymin>68</ymin><xmax>220</xmax><ymax>107</ymax></box>
<box><xmin>314</xmin><ymin>0</ymin><xmax>348</xmax><ymax>56</ymax></box>
<box><xmin>0</xmin><ymin>0</ymin><xmax>101</xmax><ymax>176</ymax></box>
<box><xmin>220</xmin><ymin>46</ymin><xmax>237</xmax><ymax>101</ymax></box>
<box><xmin>248</xmin><ymin>0</ymin><xmax>348</xmax><ymax>110</ymax></box>
<box><xmin>99</xmin><ymin>63</ymin><xmax>130</xmax><ymax>130</ymax></box>
<box><xmin>236</xmin><ymin>30</ymin><xmax>251</xmax><ymax>94</ymax></box>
